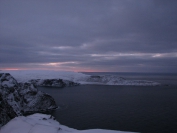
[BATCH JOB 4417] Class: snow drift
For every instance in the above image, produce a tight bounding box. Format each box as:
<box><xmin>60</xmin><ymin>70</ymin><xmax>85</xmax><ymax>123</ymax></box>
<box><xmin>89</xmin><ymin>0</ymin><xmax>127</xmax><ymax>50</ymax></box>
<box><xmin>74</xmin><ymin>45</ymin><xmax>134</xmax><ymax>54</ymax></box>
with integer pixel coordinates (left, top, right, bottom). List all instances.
<box><xmin>0</xmin><ymin>113</ymin><xmax>135</xmax><ymax>133</ymax></box>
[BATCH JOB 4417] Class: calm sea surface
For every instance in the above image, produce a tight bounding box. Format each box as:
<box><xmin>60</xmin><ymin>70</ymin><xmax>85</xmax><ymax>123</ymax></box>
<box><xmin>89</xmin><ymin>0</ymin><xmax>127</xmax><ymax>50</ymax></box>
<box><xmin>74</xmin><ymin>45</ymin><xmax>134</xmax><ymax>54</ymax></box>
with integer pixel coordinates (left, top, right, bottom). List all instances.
<box><xmin>39</xmin><ymin>73</ymin><xmax>177</xmax><ymax>133</ymax></box>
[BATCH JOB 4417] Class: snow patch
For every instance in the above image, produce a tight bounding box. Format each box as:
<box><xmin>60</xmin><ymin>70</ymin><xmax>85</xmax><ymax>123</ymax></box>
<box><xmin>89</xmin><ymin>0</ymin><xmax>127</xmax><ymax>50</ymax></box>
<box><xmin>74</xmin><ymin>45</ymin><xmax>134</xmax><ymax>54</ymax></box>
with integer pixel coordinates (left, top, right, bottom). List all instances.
<box><xmin>0</xmin><ymin>113</ymin><xmax>136</xmax><ymax>133</ymax></box>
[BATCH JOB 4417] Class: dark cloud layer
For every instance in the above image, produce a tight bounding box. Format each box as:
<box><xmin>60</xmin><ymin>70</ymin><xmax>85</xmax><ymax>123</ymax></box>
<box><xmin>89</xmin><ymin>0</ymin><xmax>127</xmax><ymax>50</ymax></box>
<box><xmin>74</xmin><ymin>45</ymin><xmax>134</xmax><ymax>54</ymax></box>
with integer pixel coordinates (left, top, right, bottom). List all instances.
<box><xmin>0</xmin><ymin>0</ymin><xmax>177</xmax><ymax>72</ymax></box>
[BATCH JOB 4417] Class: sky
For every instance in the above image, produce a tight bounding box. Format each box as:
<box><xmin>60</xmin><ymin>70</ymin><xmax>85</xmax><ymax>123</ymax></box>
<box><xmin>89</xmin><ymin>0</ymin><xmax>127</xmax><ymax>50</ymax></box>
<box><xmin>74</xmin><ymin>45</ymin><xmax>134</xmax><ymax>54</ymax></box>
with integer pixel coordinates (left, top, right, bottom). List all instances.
<box><xmin>0</xmin><ymin>0</ymin><xmax>177</xmax><ymax>72</ymax></box>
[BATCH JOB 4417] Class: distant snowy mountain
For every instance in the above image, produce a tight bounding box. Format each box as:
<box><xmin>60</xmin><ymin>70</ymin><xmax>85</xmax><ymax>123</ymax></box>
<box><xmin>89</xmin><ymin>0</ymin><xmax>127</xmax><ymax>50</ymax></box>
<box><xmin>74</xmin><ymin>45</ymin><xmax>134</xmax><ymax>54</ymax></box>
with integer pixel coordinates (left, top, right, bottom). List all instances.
<box><xmin>1</xmin><ymin>70</ymin><xmax>160</xmax><ymax>86</ymax></box>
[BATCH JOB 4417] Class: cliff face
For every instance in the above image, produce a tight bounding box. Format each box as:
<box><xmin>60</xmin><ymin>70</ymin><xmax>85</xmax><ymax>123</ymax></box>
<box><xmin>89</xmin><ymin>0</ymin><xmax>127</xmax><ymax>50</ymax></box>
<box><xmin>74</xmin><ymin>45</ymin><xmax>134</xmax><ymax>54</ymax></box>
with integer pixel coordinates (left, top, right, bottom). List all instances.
<box><xmin>0</xmin><ymin>73</ymin><xmax>23</xmax><ymax>116</ymax></box>
<box><xmin>17</xmin><ymin>82</ymin><xmax>57</xmax><ymax>113</ymax></box>
<box><xmin>0</xmin><ymin>94</ymin><xmax>17</xmax><ymax>127</ymax></box>
<box><xmin>29</xmin><ymin>79</ymin><xmax>79</xmax><ymax>87</ymax></box>
<box><xmin>0</xmin><ymin>73</ymin><xmax>57</xmax><ymax>127</ymax></box>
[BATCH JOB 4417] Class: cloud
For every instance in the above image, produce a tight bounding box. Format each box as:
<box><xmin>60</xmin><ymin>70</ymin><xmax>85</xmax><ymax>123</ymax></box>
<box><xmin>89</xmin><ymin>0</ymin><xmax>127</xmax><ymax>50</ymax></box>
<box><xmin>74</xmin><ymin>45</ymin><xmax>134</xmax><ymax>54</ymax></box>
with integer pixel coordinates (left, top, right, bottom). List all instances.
<box><xmin>0</xmin><ymin>0</ymin><xmax>177</xmax><ymax>72</ymax></box>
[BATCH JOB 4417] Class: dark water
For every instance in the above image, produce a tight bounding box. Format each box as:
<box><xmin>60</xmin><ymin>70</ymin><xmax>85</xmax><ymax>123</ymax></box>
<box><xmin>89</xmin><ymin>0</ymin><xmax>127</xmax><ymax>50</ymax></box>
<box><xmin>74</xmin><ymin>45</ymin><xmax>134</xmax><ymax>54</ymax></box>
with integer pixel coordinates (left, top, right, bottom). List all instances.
<box><xmin>39</xmin><ymin>85</ymin><xmax>177</xmax><ymax>133</ymax></box>
<box><xmin>39</xmin><ymin>73</ymin><xmax>177</xmax><ymax>133</ymax></box>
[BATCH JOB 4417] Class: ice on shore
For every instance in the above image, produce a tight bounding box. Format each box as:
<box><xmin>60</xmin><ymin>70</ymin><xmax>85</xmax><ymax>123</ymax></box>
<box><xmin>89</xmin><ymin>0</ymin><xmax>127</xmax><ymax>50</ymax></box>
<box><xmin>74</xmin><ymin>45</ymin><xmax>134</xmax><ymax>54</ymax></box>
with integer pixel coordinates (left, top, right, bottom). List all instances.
<box><xmin>1</xmin><ymin>70</ymin><xmax>160</xmax><ymax>86</ymax></box>
<box><xmin>0</xmin><ymin>113</ymin><xmax>135</xmax><ymax>133</ymax></box>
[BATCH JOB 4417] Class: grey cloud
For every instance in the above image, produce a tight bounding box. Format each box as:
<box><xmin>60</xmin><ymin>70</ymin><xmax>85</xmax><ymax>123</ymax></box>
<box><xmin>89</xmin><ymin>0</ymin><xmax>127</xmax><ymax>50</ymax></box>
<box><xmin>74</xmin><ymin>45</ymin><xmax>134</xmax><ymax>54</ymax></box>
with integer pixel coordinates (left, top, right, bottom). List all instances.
<box><xmin>0</xmin><ymin>0</ymin><xmax>177</xmax><ymax>72</ymax></box>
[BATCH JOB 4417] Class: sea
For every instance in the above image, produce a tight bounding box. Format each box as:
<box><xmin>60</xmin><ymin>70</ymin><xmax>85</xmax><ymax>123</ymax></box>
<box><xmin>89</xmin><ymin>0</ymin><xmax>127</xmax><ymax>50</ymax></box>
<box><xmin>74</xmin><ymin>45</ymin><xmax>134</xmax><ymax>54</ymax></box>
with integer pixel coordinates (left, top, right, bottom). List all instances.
<box><xmin>39</xmin><ymin>72</ymin><xmax>177</xmax><ymax>133</ymax></box>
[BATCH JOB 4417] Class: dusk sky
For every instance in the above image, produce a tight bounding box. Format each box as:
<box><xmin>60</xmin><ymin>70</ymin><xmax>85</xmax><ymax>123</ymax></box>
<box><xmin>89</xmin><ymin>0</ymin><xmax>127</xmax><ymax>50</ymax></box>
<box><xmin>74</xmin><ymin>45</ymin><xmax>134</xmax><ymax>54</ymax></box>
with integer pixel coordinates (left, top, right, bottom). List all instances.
<box><xmin>0</xmin><ymin>0</ymin><xmax>177</xmax><ymax>72</ymax></box>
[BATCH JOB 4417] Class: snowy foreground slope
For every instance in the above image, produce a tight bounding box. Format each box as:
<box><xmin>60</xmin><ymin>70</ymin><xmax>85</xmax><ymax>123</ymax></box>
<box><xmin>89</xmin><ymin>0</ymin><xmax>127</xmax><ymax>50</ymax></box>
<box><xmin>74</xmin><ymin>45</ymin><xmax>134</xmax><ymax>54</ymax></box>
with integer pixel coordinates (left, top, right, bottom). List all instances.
<box><xmin>0</xmin><ymin>113</ymin><xmax>135</xmax><ymax>133</ymax></box>
<box><xmin>2</xmin><ymin>70</ymin><xmax>160</xmax><ymax>86</ymax></box>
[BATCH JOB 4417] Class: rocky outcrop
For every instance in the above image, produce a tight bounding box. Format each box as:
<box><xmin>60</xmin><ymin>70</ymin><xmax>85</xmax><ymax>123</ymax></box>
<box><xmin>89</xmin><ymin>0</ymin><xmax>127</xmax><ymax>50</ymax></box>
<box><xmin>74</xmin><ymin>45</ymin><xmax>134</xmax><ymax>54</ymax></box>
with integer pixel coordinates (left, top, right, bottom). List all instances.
<box><xmin>0</xmin><ymin>73</ymin><xmax>57</xmax><ymax>127</ymax></box>
<box><xmin>0</xmin><ymin>73</ymin><xmax>23</xmax><ymax>116</ymax></box>
<box><xmin>29</xmin><ymin>79</ymin><xmax>79</xmax><ymax>88</ymax></box>
<box><xmin>0</xmin><ymin>94</ymin><xmax>17</xmax><ymax>127</ymax></box>
<box><xmin>18</xmin><ymin>82</ymin><xmax>57</xmax><ymax>114</ymax></box>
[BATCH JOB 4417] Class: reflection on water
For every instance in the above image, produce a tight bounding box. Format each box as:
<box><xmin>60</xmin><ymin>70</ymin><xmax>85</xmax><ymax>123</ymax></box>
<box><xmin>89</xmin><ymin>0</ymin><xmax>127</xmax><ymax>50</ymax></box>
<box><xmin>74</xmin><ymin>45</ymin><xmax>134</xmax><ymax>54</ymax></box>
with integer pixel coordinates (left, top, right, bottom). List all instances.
<box><xmin>39</xmin><ymin>85</ymin><xmax>177</xmax><ymax>133</ymax></box>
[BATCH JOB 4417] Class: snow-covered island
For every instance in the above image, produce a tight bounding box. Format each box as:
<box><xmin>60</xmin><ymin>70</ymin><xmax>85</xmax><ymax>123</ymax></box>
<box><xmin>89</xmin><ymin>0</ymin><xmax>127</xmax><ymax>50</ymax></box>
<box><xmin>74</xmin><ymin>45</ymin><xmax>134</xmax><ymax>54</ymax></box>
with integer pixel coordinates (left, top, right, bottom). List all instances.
<box><xmin>1</xmin><ymin>70</ymin><xmax>160</xmax><ymax>133</ymax></box>
<box><xmin>1</xmin><ymin>70</ymin><xmax>160</xmax><ymax>86</ymax></box>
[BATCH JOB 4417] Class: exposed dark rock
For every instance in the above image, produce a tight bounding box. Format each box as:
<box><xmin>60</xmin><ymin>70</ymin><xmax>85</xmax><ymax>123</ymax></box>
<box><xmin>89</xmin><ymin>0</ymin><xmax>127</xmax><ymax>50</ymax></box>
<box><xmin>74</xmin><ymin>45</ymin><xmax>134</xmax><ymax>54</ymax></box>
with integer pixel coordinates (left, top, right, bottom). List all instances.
<box><xmin>29</xmin><ymin>79</ymin><xmax>80</xmax><ymax>88</ymax></box>
<box><xmin>90</xmin><ymin>75</ymin><xmax>101</xmax><ymax>78</ymax></box>
<box><xmin>22</xmin><ymin>91</ymin><xmax>57</xmax><ymax>113</ymax></box>
<box><xmin>0</xmin><ymin>94</ymin><xmax>17</xmax><ymax>127</ymax></box>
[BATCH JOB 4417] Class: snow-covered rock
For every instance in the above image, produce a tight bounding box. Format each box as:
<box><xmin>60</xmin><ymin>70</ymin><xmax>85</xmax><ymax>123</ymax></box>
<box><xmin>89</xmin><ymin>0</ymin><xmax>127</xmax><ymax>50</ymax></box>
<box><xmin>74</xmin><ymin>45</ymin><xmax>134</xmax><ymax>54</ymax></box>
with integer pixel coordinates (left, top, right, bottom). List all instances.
<box><xmin>84</xmin><ymin>75</ymin><xmax>160</xmax><ymax>86</ymax></box>
<box><xmin>17</xmin><ymin>82</ymin><xmax>57</xmax><ymax>114</ymax></box>
<box><xmin>0</xmin><ymin>113</ymin><xmax>135</xmax><ymax>133</ymax></box>
<box><xmin>22</xmin><ymin>91</ymin><xmax>57</xmax><ymax>114</ymax></box>
<box><xmin>1</xmin><ymin>70</ymin><xmax>160</xmax><ymax>86</ymax></box>
<box><xmin>0</xmin><ymin>73</ymin><xmax>57</xmax><ymax>127</ymax></box>
<box><xmin>0</xmin><ymin>73</ymin><xmax>23</xmax><ymax>116</ymax></box>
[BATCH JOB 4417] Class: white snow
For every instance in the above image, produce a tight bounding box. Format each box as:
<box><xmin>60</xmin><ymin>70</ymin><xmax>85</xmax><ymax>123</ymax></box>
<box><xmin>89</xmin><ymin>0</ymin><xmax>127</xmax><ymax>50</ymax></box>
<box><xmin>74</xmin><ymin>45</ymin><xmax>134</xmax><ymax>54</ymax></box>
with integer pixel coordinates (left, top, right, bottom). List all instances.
<box><xmin>0</xmin><ymin>113</ymin><xmax>135</xmax><ymax>133</ymax></box>
<box><xmin>1</xmin><ymin>70</ymin><xmax>160</xmax><ymax>86</ymax></box>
